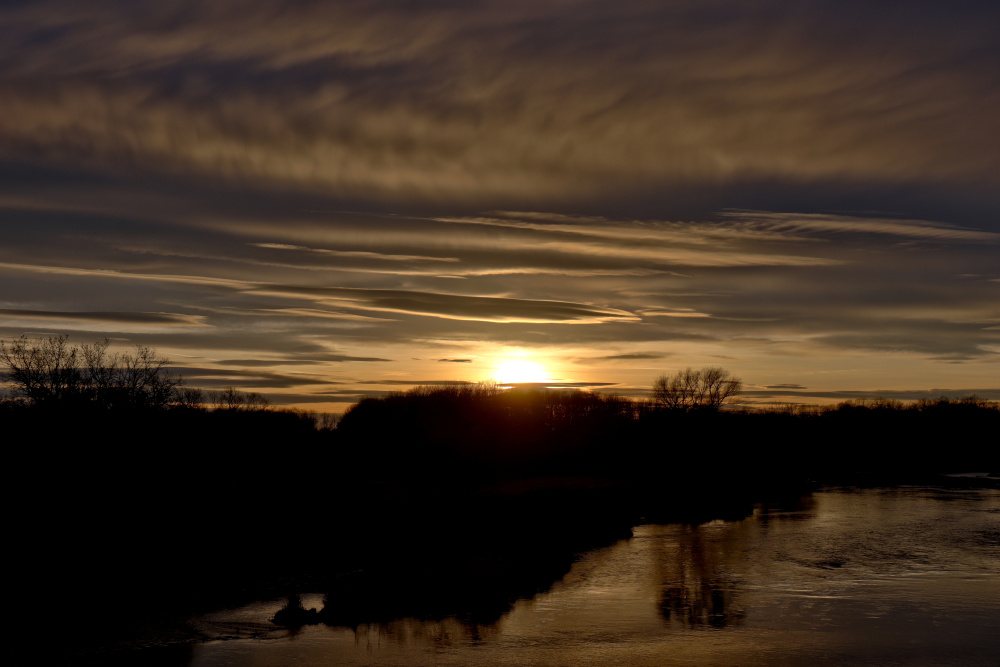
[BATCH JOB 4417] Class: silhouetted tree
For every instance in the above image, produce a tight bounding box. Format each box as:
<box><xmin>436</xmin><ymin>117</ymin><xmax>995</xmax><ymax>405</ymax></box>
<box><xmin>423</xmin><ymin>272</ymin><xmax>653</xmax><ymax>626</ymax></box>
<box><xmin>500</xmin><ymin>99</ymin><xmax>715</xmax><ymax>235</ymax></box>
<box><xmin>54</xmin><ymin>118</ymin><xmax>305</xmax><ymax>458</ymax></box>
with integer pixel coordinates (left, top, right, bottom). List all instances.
<box><xmin>173</xmin><ymin>386</ymin><xmax>207</xmax><ymax>409</ymax></box>
<box><xmin>211</xmin><ymin>386</ymin><xmax>270</xmax><ymax>411</ymax></box>
<box><xmin>652</xmin><ymin>367</ymin><xmax>743</xmax><ymax>410</ymax></box>
<box><xmin>82</xmin><ymin>339</ymin><xmax>178</xmax><ymax>410</ymax></box>
<box><xmin>0</xmin><ymin>335</ymin><xmax>81</xmax><ymax>404</ymax></box>
<box><xmin>0</xmin><ymin>335</ymin><xmax>178</xmax><ymax>410</ymax></box>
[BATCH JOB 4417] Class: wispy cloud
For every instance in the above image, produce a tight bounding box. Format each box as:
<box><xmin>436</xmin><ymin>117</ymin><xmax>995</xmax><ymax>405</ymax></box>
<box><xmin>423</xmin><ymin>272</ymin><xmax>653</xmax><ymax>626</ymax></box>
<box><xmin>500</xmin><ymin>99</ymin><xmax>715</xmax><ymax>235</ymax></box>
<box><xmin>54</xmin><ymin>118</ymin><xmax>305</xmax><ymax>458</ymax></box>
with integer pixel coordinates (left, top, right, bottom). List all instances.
<box><xmin>638</xmin><ymin>309</ymin><xmax>712</xmax><ymax>319</ymax></box>
<box><xmin>591</xmin><ymin>353</ymin><xmax>668</xmax><ymax>361</ymax></box>
<box><xmin>1</xmin><ymin>1</ymin><xmax>998</xmax><ymax>409</ymax></box>
<box><xmin>0</xmin><ymin>261</ymin><xmax>247</xmax><ymax>290</ymax></box>
<box><xmin>255</xmin><ymin>285</ymin><xmax>640</xmax><ymax>324</ymax></box>
<box><xmin>2</xmin><ymin>1</ymin><xmax>997</xmax><ymax>199</ymax></box>
<box><xmin>251</xmin><ymin>242</ymin><xmax>459</xmax><ymax>263</ymax></box>
<box><xmin>0</xmin><ymin>308</ymin><xmax>206</xmax><ymax>327</ymax></box>
<box><xmin>724</xmin><ymin>211</ymin><xmax>1000</xmax><ymax>242</ymax></box>
<box><xmin>744</xmin><ymin>388</ymin><xmax>1000</xmax><ymax>402</ymax></box>
<box><xmin>174</xmin><ymin>366</ymin><xmax>345</xmax><ymax>390</ymax></box>
<box><xmin>436</xmin><ymin>214</ymin><xmax>843</xmax><ymax>267</ymax></box>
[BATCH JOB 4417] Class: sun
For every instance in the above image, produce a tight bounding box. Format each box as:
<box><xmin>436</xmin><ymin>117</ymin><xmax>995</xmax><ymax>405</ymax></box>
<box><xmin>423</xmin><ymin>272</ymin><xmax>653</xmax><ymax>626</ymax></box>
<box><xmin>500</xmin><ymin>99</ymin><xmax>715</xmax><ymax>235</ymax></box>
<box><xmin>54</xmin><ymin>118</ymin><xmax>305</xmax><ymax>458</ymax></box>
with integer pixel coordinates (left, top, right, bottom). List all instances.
<box><xmin>494</xmin><ymin>358</ymin><xmax>551</xmax><ymax>384</ymax></box>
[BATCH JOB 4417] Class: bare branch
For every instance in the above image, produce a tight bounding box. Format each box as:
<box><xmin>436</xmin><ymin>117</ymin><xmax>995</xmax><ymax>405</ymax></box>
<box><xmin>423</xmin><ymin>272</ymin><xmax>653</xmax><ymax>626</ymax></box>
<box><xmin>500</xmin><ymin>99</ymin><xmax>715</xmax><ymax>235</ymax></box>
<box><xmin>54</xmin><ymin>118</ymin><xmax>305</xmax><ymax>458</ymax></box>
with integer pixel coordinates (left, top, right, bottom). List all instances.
<box><xmin>652</xmin><ymin>366</ymin><xmax>743</xmax><ymax>410</ymax></box>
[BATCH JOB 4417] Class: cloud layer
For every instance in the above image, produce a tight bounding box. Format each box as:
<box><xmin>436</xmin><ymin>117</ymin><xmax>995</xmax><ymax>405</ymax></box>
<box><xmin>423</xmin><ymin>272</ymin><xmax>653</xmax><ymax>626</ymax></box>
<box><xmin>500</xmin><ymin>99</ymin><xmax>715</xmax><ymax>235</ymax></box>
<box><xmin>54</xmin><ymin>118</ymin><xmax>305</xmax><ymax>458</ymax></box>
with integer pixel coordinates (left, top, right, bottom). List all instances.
<box><xmin>2</xmin><ymin>1</ymin><xmax>999</xmax><ymax>201</ymax></box>
<box><xmin>1</xmin><ymin>1</ymin><xmax>998</xmax><ymax>409</ymax></box>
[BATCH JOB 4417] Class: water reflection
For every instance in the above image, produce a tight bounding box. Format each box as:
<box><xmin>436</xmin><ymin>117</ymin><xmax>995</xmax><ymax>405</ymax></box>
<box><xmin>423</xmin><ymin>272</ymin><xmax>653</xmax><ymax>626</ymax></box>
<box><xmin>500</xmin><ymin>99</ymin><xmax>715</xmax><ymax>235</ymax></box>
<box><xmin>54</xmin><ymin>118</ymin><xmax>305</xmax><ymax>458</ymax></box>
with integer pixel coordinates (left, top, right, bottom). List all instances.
<box><xmin>191</xmin><ymin>489</ymin><xmax>1000</xmax><ymax>666</ymax></box>
<box><xmin>657</xmin><ymin>524</ymin><xmax>744</xmax><ymax>629</ymax></box>
<box><xmin>350</xmin><ymin>617</ymin><xmax>500</xmax><ymax>650</ymax></box>
<box><xmin>655</xmin><ymin>496</ymin><xmax>818</xmax><ymax>629</ymax></box>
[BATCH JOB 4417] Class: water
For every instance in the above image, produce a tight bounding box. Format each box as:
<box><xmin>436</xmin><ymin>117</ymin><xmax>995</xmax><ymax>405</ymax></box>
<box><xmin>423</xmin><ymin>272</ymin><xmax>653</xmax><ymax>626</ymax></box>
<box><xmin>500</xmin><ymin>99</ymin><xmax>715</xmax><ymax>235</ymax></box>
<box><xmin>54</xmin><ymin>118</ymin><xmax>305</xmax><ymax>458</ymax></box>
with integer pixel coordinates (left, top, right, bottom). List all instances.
<box><xmin>187</xmin><ymin>487</ymin><xmax>1000</xmax><ymax>666</ymax></box>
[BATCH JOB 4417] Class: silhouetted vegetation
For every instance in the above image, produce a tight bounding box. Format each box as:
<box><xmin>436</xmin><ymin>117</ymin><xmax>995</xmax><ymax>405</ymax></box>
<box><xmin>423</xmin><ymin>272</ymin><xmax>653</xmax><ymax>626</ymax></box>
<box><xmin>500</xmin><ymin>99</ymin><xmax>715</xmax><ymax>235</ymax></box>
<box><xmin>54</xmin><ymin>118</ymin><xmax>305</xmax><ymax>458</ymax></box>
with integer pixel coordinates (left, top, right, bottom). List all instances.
<box><xmin>6</xmin><ymin>342</ymin><xmax>996</xmax><ymax>662</ymax></box>
<box><xmin>335</xmin><ymin>380</ymin><xmax>997</xmax><ymax>487</ymax></box>
<box><xmin>1</xmin><ymin>335</ymin><xmax>178</xmax><ymax>411</ymax></box>
<box><xmin>652</xmin><ymin>366</ymin><xmax>743</xmax><ymax>410</ymax></box>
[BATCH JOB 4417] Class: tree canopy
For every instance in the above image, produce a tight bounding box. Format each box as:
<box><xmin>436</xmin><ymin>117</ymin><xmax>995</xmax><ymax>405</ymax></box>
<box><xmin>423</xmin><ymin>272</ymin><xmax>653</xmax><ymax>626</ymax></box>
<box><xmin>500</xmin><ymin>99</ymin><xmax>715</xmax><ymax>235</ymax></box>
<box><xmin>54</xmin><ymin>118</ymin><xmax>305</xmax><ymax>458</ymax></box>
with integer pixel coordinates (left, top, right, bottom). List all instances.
<box><xmin>652</xmin><ymin>367</ymin><xmax>743</xmax><ymax>410</ymax></box>
<box><xmin>0</xmin><ymin>335</ymin><xmax>179</xmax><ymax>410</ymax></box>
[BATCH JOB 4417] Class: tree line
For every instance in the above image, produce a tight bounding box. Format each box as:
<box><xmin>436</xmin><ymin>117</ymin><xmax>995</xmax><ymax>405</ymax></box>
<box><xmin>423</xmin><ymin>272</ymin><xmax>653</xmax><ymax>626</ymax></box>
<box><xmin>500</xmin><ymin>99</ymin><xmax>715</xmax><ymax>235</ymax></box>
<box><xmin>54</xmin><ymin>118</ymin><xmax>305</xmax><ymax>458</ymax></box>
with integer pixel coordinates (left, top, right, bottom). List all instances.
<box><xmin>0</xmin><ymin>335</ymin><xmax>270</xmax><ymax>412</ymax></box>
<box><xmin>10</xmin><ymin>334</ymin><xmax>994</xmax><ymax>658</ymax></box>
<box><xmin>6</xmin><ymin>334</ymin><xmax>998</xmax><ymax>426</ymax></box>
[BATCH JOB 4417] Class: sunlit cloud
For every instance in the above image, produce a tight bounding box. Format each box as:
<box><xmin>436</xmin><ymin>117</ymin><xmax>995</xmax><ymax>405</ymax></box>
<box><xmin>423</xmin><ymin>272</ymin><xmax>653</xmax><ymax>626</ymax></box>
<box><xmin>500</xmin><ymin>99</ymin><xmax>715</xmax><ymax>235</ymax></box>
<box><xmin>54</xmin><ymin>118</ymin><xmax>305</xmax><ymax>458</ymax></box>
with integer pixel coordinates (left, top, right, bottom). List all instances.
<box><xmin>251</xmin><ymin>242</ymin><xmax>459</xmax><ymax>263</ymax></box>
<box><xmin>723</xmin><ymin>211</ymin><xmax>1000</xmax><ymax>243</ymax></box>
<box><xmin>254</xmin><ymin>285</ymin><xmax>640</xmax><ymax>324</ymax></box>
<box><xmin>174</xmin><ymin>366</ymin><xmax>344</xmax><ymax>390</ymax></box>
<box><xmin>0</xmin><ymin>308</ymin><xmax>207</xmax><ymax>327</ymax></box>
<box><xmin>0</xmin><ymin>261</ymin><xmax>248</xmax><ymax>290</ymax></box>
<box><xmin>639</xmin><ymin>309</ymin><xmax>712</xmax><ymax>319</ymax></box>
<box><xmin>743</xmin><ymin>387</ymin><xmax>1000</xmax><ymax>402</ymax></box>
<box><xmin>588</xmin><ymin>353</ymin><xmax>668</xmax><ymax>362</ymax></box>
<box><xmin>1</xmin><ymin>1</ymin><xmax>998</xmax><ymax>410</ymax></box>
<box><xmin>358</xmin><ymin>380</ymin><xmax>476</xmax><ymax>387</ymax></box>
<box><xmin>435</xmin><ymin>215</ymin><xmax>843</xmax><ymax>267</ymax></box>
<box><xmin>235</xmin><ymin>307</ymin><xmax>396</xmax><ymax>323</ymax></box>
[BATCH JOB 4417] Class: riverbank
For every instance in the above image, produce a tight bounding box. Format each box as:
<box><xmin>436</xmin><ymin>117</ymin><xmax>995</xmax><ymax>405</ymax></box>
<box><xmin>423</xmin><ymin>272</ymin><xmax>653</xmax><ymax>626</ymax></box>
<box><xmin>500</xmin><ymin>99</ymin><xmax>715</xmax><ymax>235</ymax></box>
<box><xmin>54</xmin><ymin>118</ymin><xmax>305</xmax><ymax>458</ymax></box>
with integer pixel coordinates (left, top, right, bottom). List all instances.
<box><xmin>52</xmin><ymin>470</ymin><xmax>997</xmax><ymax>665</ymax></box>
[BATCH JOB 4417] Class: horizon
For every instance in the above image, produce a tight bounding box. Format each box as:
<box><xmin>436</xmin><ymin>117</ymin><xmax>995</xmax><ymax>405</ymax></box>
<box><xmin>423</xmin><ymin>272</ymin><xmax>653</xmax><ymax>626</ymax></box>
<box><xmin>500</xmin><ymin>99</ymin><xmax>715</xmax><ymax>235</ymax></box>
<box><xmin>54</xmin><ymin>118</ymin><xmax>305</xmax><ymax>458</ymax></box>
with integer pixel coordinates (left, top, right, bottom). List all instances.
<box><xmin>1</xmin><ymin>1</ymin><xmax>998</xmax><ymax>413</ymax></box>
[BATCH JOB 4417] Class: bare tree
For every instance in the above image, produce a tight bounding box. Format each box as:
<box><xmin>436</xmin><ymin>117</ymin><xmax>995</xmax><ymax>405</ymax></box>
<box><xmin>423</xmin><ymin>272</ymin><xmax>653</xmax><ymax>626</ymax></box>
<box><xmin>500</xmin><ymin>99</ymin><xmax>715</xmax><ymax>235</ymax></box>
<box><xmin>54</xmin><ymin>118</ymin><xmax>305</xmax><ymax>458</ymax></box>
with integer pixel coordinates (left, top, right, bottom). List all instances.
<box><xmin>652</xmin><ymin>367</ymin><xmax>743</xmax><ymax>410</ymax></box>
<box><xmin>109</xmin><ymin>344</ymin><xmax>177</xmax><ymax>410</ymax></box>
<box><xmin>212</xmin><ymin>386</ymin><xmax>245</xmax><ymax>410</ymax></box>
<box><xmin>242</xmin><ymin>391</ymin><xmax>271</xmax><ymax>411</ymax></box>
<box><xmin>1</xmin><ymin>335</ymin><xmax>179</xmax><ymax>410</ymax></box>
<box><xmin>212</xmin><ymin>386</ymin><xmax>271</xmax><ymax>411</ymax></box>
<box><xmin>1</xmin><ymin>335</ymin><xmax>82</xmax><ymax>404</ymax></box>
<box><xmin>174</xmin><ymin>387</ymin><xmax>206</xmax><ymax>409</ymax></box>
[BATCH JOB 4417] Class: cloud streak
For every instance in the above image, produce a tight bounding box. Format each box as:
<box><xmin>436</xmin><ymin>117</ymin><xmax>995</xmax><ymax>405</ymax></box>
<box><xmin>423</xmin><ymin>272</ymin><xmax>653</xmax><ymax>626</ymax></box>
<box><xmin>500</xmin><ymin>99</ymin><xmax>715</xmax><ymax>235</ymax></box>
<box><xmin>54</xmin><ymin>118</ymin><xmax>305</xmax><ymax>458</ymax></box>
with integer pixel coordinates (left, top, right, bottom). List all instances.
<box><xmin>0</xmin><ymin>308</ymin><xmax>206</xmax><ymax>327</ymax></box>
<box><xmin>1</xmin><ymin>1</ymin><xmax>998</xmax><ymax>410</ymax></box>
<box><xmin>1</xmin><ymin>1</ymin><xmax>998</xmax><ymax>200</ymax></box>
<box><xmin>257</xmin><ymin>285</ymin><xmax>640</xmax><ymax>324</ymax></box>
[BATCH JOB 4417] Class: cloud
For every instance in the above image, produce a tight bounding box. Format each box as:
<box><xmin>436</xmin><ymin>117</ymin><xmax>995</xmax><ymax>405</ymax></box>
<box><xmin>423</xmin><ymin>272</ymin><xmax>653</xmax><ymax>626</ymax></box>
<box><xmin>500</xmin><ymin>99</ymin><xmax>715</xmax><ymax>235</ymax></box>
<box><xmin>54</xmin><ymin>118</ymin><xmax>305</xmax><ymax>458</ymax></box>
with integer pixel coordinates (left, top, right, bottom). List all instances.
<box><xmin>0</xmin><ymin>261</ymin><xmax>247</xmax><ymax>290</ymax></box>
<box><xmin>591</xmin><ymin>353</ymin><xmax>667</xmax><ymax>361</ymax></box>
<box><xmin>359</xmin><ymin>380</ymin><xmax>476</xmax><ymax>386</ymax></box>
<box><xmin>0</xmin><ymin>308</ymin><xmax>206</xmax><ymax>327</ymax></box>
<box><xmin>723</xmin><ymin>211</ymin><xmax>1000</xmax><ymax>243</ymax></box>
<box><xmin>251</xmin><ymin>242</ymin><xmax>459</xmax><ymax>263</ymax></box>
<box><xmin>230</xmin><ymin>307</ymin><xmax>396</xmax><ymax>323</ymax></box>
<box><xmin>436</xmin><ymin>215</ymin><xmax>844</xmax><ymax>267</ymax></box>
<box><xmin>531</xmin><ymin>382</ymin><xmax>619</xmax><ymax>389</ymax></box>
<box><xmin>1</xmin><ymin>1</ymin><xmax>997</xmax><ymax>201</ymax></box>
<box><xmin>214</xmin><ymin>352</ymin><xmax>390</xmax><ymax>366</ymax></box>
<box><xmin>743</xmin><ymin>388</ymin><xmax>1000</xmax><ymax>401</ymax></box>
<box><xmin>639</xmin><ymin>309</ymin><xmax>711</xmax><ymax>318</ymax></box>
<box><xmin>1</xmin><ymin>0</ymin><xmax>998</xmax><ymax>411</ymax></box>
<box><xmin>256</xmin><ymin>285</ymin><xmax>639</xmax><ymax>324</ymax></box>
<box><xmin>813</xmin><ymin>330</ymin><xmax>998</xmax><ymax>359</ymax></box>
<box><xmin>438</xmin><ymin>358</ymin><xmax>472</xmax><ymax>363</ymax></box>
<box><xmin>174</xmin><ymin>366</ymin><xmax>344</xmax><ymax>390</ymax></box>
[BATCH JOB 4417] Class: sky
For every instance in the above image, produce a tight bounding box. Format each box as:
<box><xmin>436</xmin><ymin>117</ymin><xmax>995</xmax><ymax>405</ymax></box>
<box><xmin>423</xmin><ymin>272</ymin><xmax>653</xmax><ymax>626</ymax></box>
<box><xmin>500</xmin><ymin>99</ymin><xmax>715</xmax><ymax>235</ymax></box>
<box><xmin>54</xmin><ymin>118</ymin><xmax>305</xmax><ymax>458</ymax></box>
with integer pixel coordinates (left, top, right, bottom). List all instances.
<box><xmin>1</xmin><ymin>0</ymin><xmax>998</xmax><ymax>412</ymax></box>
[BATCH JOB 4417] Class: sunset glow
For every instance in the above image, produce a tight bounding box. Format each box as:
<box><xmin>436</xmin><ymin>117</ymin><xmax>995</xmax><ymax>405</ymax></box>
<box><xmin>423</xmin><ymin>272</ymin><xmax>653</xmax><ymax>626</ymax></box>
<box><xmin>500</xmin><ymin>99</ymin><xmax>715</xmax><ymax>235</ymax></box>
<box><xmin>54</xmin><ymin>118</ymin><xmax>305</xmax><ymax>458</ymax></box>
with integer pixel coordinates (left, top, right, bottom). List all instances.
<box><xmin>0</xmin><ymin>1</ymin><xmax>996</xmax><ymax>413</ymax></box>
<box><xmin>494</xmin><ymin>358</ymin><xmax>553</xmax><ymax>385</ymax></box>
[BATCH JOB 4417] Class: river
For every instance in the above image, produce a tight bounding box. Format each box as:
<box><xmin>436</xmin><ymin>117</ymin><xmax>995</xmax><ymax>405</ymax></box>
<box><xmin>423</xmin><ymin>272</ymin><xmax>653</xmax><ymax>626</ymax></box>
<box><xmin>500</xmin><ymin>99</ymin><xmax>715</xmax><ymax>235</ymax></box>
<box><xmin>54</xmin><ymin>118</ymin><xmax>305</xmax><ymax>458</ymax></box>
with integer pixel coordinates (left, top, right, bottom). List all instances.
<box><xmin>185</xmin><ymin>486</ymin><xmax>999</xmax><ymax>666</ymax></box>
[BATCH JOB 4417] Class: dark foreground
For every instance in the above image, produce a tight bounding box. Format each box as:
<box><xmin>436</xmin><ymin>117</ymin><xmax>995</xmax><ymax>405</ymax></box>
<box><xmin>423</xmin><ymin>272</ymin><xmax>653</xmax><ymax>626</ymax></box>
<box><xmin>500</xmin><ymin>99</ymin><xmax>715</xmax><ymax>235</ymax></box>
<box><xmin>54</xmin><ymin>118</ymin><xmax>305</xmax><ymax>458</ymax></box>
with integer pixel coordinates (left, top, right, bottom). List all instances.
<box><xmin>7</xmin><ymin>392</ymin><xmax>996</xmax><ymax>664</ymax></box>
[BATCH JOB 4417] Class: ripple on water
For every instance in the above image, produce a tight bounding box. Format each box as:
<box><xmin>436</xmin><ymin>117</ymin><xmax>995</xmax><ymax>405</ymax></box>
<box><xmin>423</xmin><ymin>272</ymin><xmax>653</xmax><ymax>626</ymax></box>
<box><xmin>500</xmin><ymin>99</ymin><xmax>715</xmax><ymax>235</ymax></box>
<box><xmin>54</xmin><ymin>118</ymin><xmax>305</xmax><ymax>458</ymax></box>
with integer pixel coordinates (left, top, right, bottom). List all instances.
<box><xmin>187</xmin><ymin>489</ymin><xmax>1000</xmax><ymax>667</ymax></box>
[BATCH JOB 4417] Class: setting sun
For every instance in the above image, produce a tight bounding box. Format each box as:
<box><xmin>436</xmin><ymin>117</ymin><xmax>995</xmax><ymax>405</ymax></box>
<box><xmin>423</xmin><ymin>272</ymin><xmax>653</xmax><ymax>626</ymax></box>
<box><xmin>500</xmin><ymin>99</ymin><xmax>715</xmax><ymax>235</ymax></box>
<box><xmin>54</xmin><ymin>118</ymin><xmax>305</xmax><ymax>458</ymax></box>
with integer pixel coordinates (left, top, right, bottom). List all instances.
<box><xmin>494</xmin><ymin>358</ymin><xmax>552</xmax><ymax>384</ymax></box>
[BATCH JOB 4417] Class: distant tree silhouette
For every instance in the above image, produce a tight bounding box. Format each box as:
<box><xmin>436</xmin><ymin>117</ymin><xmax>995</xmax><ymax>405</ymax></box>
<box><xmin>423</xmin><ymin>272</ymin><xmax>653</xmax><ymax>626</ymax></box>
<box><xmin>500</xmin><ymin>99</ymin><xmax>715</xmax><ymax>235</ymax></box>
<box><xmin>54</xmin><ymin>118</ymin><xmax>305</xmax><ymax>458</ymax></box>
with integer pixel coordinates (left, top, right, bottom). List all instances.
<box><xmin>81</xmin><ymin>339</ymin><xmax>178</xmax><ymax>410</ymax></box>
<box><xmin>0</xmin><ymin>335</ymin><xmax>81</xmax><ymax>404</ymax></box>
<box><xmin>211</xmin><ymin>385</ymin><xmax>271</xmax><ymax>411</ymax></box>
<box><xmin>652</xmin><ymin>367</ymin><xmax>743</xmax><ymax>410</ymax></box>
<box><xmin>0</xmin><ymin>335</ymin><xmax>178</xmax><ymax>410</ymax></box>
<box><xmin>173</xmin><ymin>386</ymin><xmax>207</xmax><ymax>409</ymax></box>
